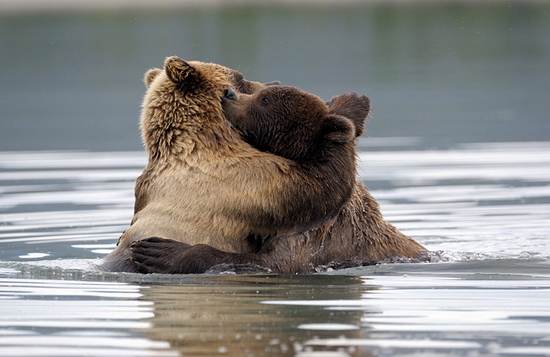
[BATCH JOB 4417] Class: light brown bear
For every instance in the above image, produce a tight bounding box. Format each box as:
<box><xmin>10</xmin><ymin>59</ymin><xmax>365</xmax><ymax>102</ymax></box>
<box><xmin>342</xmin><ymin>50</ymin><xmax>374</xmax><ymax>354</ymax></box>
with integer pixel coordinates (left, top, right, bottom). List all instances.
<box><xmin>130</xmin><ymin>85</ymin><xmax>427</xmax><ymax>274</ymax></box>
<box><xmin>101</xmin><ymin>56</ymin><xmax>362</xmax><ymax>272</ymax></box>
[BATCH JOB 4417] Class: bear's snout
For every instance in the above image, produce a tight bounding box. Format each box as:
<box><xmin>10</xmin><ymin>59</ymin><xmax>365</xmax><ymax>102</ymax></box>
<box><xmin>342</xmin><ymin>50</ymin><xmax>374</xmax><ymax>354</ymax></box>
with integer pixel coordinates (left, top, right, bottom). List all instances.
<box><xmin>223</xmin><ymin>87</ymin><xmax>238</xmax><ymax>101</ymax></box>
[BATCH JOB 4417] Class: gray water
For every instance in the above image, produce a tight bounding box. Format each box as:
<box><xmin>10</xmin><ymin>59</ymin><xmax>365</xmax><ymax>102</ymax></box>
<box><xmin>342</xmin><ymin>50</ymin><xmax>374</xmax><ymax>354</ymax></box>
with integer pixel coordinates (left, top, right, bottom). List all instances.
<box><xmin>1</xmin><ymin>2</ymin><xmax>550</xmax><ymax>357</ymax></box>
<box><xmin>1</xmin><ymin>144</ymin><xmax>549</xmax><ymax>357</ymax></box>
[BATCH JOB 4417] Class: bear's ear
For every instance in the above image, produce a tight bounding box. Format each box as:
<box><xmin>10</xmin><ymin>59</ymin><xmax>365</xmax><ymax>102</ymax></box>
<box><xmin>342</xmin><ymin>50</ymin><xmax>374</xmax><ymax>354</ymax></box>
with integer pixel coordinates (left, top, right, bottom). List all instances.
<box><xmin>164</xmin><ymin>56</ymin><xmax>197</xmax><ymax>85</ymax></box>
<box><xmin>327</xmin><ymin>93</ymin><xmax>370</xmax><ymax>137</ymax></box>
<box><xmin>322</xmin><ymin>115</ymin><xmax>356</xmax><ymax>143</ymax></box>
<box><xmin>144</xmin><ymin>68</ymin><xmax>161</xmax><ymax>88</ymax></box>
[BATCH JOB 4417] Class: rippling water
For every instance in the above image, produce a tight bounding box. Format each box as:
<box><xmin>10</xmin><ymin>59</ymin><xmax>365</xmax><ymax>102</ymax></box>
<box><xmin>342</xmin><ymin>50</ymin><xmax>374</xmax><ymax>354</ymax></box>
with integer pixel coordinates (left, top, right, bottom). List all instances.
<box><xmin>1</xmin><ymin>1</ymin><xmax>549</xmax><ymax>355</ymax></box>
<box><xmin>1</xmin><ymin>142</ymin><xmax>549</xmax><ymax>356</ymax></box>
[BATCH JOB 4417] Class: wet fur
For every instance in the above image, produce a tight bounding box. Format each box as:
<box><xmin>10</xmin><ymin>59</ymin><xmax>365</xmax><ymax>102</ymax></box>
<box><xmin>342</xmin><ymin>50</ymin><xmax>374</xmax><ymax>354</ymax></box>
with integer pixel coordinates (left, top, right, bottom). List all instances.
<box><xmin>130</xmin><ymin>86</ymin><xmax>426</xmax><ymax>274</ymax></box>
<box><xmin>101</xmin><ymin>57</ymin><xmax>358</xmax><ymax>272</ymax></box>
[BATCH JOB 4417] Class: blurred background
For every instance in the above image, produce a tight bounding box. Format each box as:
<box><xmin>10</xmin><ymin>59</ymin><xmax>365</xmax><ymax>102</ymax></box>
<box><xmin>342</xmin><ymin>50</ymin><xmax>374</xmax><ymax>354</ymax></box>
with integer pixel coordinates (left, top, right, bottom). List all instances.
<box><xmin>0</xmin><ymin>0</ymin><xmax>549</xmax><ymax>151</ymax></box>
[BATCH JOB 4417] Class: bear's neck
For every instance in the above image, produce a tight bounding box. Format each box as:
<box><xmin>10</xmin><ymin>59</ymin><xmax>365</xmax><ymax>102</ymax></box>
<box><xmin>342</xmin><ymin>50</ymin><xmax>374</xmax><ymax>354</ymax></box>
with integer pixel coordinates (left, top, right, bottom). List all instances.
<box><xmin>143</xmin><ymin>117</ymin><xmax>247</xmax><ymax>164</ymax></box>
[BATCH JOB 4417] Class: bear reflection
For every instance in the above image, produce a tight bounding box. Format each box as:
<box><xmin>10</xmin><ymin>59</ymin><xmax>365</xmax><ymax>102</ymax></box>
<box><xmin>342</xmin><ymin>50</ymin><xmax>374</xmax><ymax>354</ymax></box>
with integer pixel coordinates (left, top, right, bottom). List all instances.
<box><xmin>135</xmin><ymin>274</ymin><xmax>377</xmax><ymax>357</ymax></box>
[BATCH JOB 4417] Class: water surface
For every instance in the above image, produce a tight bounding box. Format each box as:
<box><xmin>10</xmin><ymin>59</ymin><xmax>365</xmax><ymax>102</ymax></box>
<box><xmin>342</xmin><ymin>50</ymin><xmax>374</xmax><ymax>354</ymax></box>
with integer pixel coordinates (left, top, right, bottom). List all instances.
<box><xmin>1</xmin><ymin>2</ymin><xmax>549</xmax><ymax>356</ymax></box>
<box><xmin>1</xmin><ymin>142</ymin><xmax>549</xmax><ymax>356</ymax></box>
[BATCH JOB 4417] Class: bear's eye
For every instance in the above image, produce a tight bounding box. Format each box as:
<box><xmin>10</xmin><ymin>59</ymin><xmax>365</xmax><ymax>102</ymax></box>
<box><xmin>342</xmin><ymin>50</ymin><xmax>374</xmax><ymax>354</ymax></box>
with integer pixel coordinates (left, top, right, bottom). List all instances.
<box><xmin>260</xmin><ymin>96</ymin><xmax>270</xmax><ymax>105</ymax></box>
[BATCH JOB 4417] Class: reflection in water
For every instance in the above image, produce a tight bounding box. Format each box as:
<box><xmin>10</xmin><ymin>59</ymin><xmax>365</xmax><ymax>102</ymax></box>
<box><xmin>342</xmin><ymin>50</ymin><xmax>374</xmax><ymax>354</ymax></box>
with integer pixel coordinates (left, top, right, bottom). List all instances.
<box><xmin>0</xmin><ymin>151</ymin><xmax>143</xmax><ymax>261</ymax></box>
<box><xmin>0</xmin><ymin>274</ymin><xmax>373</xmax><ymax>356</ymax></box>
<box><xmin>1</xmin><ymin>269</ymin><xmax>549</xmax><ymax>356</ymax></box>
<box><xmin>0</xmin><ymin>2</ymin><xmax>549</xmax><ymax>355</ymax></box>
<box><xmin>0</xmin><ymin>142</ymin><xmax>549</xmax><ymax>356</ymax></box>
<box><xmin>359</xmin><ymin>142</ymin><xmax>550</xmax><ymax>257</ymax></box>
<box><xmin>138</xmin><ymin>275</ymin><xmax>370</xmax><ymax>357</ymax></box>
<box><xmin>0</xmin><ymin>277</ymin><xmax>177</xmax><ymax>357</ymax></box>
<box><xmin>357</xmin><ymin>273</ymin><xmax>550</xmax><ymax>356</ymax></box>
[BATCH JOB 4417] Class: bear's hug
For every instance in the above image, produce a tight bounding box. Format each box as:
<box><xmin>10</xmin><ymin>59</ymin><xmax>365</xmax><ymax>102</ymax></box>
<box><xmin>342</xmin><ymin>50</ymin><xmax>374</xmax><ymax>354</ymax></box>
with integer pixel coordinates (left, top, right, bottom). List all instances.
<box><xmin>114</xmin><ymin>56</ymin><xmax>427</xmax><ymax>274</ymax></box>
<box><xmin>101</xmin><ymin>56</ymin><xmax>366</xmax><ymax>273</ymax></box>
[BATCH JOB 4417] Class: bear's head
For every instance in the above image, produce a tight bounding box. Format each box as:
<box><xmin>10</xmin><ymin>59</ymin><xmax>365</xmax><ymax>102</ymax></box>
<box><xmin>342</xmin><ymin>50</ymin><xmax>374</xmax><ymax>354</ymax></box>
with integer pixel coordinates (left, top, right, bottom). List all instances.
<box><xmin>221</xmin><ymin>85</ymin><xmax>370</xmax><ymax>162</ymax></box>
<box><xmin>140</xmin><ymin>56</ymin><xmax>279</xmax><ymax>161</ymax></box>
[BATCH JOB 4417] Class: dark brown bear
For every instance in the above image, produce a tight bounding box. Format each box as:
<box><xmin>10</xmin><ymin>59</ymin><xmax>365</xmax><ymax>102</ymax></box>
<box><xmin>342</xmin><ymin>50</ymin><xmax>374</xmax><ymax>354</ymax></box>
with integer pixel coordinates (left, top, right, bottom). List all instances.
<box><xmin>130</xmin><ymin>85</ymin><xmax>427</xmax><ymax>274</ymax></box>
<box><xmin>101</xmin><ymin>57</ymin><xmax>360</xmax><ymax>272</ymax></box>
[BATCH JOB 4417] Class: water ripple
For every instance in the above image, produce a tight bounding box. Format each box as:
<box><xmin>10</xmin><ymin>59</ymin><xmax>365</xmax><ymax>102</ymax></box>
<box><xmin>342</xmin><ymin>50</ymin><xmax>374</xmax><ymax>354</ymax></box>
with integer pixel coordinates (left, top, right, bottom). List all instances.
<box><xmin>0</xmin><ymin>278</ymin><xmax>177</xmax><ymax>357</ymax></box>
<box><xmin>0</xmin><ymin>143</ymin><xmax>549</xmax><ymax>357</ymax></box>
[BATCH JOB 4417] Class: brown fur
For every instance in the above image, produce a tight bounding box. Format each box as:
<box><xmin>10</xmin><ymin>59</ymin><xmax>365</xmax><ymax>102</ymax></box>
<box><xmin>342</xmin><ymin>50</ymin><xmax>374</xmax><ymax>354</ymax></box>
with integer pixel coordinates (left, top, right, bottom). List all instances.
<box><xmin>101</xmin><ymin>57</ymin><xmax>358</xmax><ymax>272</ymax></box>
<box><xmin>130</xmin><ymin>85</ymin><xmax>426</xmax><ymax>274</ymax></box>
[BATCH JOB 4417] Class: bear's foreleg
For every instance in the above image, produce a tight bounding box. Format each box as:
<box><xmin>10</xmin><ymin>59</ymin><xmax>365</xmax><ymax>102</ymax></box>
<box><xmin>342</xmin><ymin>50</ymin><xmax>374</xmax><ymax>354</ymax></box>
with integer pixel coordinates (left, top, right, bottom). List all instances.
<box><xmin>131</xmin><ymin>237</ymin><xmax>191</xmax><ymax>274</ymax></box>
<box><xmin>130</xmin><ymin>238</ymin><xmax>264</xmax><ymax>274</ymax></box>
